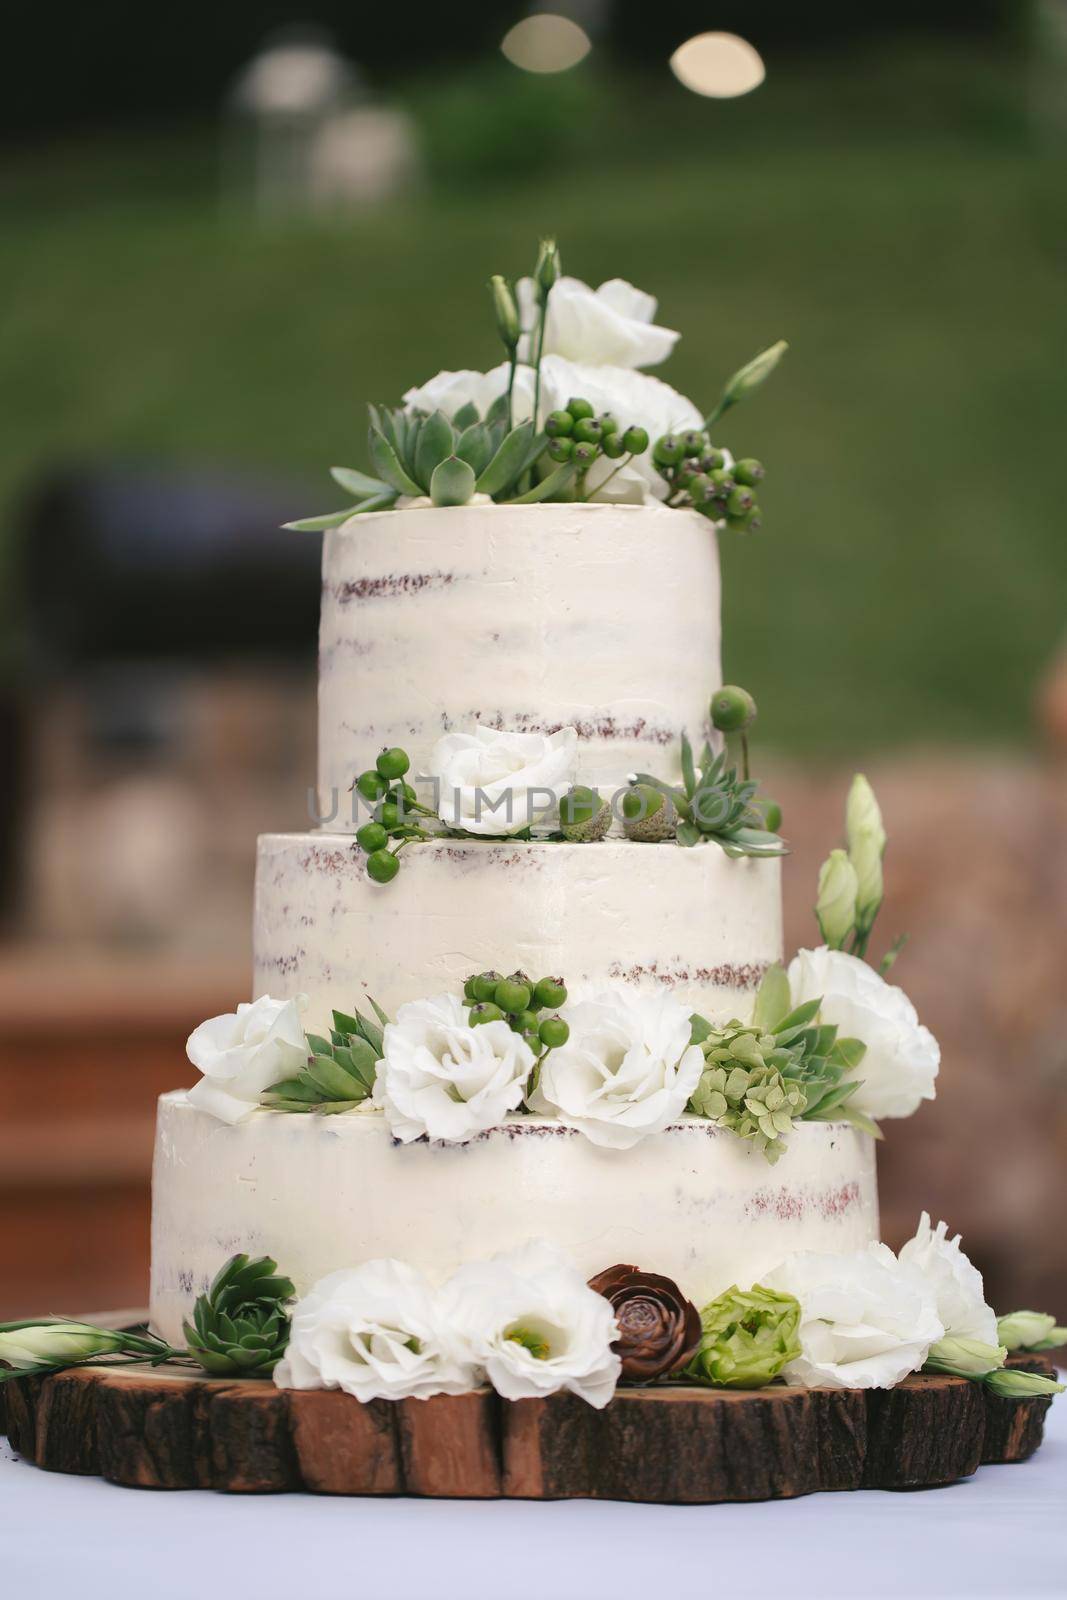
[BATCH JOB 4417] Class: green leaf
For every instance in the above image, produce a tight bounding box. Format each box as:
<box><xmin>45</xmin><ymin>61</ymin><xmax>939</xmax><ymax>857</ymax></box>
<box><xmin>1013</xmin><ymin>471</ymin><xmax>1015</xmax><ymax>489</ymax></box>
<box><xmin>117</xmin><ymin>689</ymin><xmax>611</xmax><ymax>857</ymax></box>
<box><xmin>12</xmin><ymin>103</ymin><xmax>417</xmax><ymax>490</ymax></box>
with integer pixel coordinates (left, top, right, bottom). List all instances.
<box><xmin>330</xmin><ymin>466</ymin><xmax>389</xmax><ymax>498</ymax></box>
<box><xmin>430</xmin><ymin>454</ymin><xmax>477</xmax><ymax>507</ymax></box>
<box><xmin>283</xmin><ymin>507</ymin><xmax>362</xmax><ymax>532</ymax></box>
<box><xmin>720</xmin><ymin>827</ymin><xmax>790</xmax><ymax>858</ymax></box>
<box><xmin>414</xmin><ymin>410</ymin><xmax>456</xmax><ymax>487</ymax></box>
<box><xmin>680</xmin><ymin>732</ymin><xmax>696</xmax><ymax>800</ymax></box>
<box><xmin>773</xmin><ymin>999</ymin><xmax>823</xmax><ymax>1040</ymax></box>
<box><xmin>306</xmin><ymin>1033</ymin><xmax>333</xmax><ymax>1057</ymax></box>
<box><xmin>306</xmin><ymin>1053</ymin><xmax>365</xmax><ymax>1100</ymax></box>
<box><xmin>455</xmin><ymin>422</ymin><xmax>493</xmax><ymax>477</ymax></box>
<box><xmin>831</xmin><ymin>1036</ymin><xmax>867</xmax><ymax>1071</ymax></box>
<box><xmin>331</xmin><ymin>1010</ymin><xmax>358</xmax><ymax>1038</ymax></box>
<box><xmin>506</xmin><ymin>460</ymin><xmax>576</xmax><ymax>504</ymax></box>
<box><xmin>753</xmin><ymin>965</ymin><xmax>791</xmax><ymax>1032</ymax></box>
<box><xmin>485</xmin><ymin>392</ymin><xmax>510</xmax><ymax>425</ymax></box>
<box><xmin>453</xmin><ymin>400</ymin><xmax>481</xmax><ymax>429</ymax></box>
<box><xmin>369</xmin><ymin>430</ymin><xmax>423</xmax><ymax>496</ymax></box>
<box><xmin>476</xmin><ymin>420</ymin><xmax>535</xmax><ymax>496</ymax></box>
<box><xmin>368</xmin><ymin>996</ymin><xmax>390</xmax><ymax>1029</ymax></box>
<box><xmin>676</xmin><ymin>820</ymin><xmax>703</xmax><ymax>847</ymax></box>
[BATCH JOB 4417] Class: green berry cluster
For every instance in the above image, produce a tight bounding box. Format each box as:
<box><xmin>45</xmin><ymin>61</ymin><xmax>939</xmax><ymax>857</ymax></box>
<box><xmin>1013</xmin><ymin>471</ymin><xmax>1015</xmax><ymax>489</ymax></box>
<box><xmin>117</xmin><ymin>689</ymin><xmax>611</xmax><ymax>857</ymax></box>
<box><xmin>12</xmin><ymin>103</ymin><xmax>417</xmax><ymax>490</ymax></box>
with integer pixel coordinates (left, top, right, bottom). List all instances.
<box><xmin>463</xmin><ymin>969</ymin><xmax>570</xmax><ymax>1054</ymax></box>
<box><xmin>651</xmin><ymin>429</ymin><xmax>765</xmax><ymax>532</ymax></box>
<box><xmin>545</xmin><ymin>398</ymin><xmax>649</xmax><ymax>491</ymax></box>
<box><xmin>354</xmin><ymin>746</ymin><xmax>434</xmax><ymax>883</ymax></box>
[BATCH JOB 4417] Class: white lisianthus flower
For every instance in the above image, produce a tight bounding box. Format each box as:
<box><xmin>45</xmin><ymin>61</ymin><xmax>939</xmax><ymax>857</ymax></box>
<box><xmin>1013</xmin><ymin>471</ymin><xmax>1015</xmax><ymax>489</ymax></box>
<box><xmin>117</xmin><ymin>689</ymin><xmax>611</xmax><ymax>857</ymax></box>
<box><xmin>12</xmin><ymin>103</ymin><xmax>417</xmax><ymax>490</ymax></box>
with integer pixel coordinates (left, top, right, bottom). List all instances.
<box><xmin>440</xmin><ymin>1239</ymin><xmax>621</xmax><ymax>1408</ymax></box>
<box><xmin>515</xmin><ymin>275</ymin><xmax>680</xmax><ymax>369</ymax></box>
<box><xmin>402</xmin><ymin>358</ymin><xmax>703</xmax><ymax>504</ymax></box>
<box><xmin>374</xmin><ymin>992</ymin><xmax>535</xmax><ymax>1144</ymax></box>
<box><xmin>897</xmin><ymin>1212</ymin><xmax>1000</xmax><ymax>1346</ymax></box>
<box><xmin>763</xmin><ymin>1243</ymin><xmax>944</xmax><ymax>1390</ymax></box>
<box><xmin>429</xmin><ymin>724</ymin><xmax>577</xmax><ymax>837</ymax></box>
<box><xmin>186</xmin><ymin>994</ymin><xmax>308</xmax><ymax>1125</ymax></box>
<box><xmin>528</xmin><ymin>989</ymin><xmax>705</xmax><ymax>1150</ymax></box>
<box><xmin>273</xmin><ymin>1260</ymin><xmax>476</xmax><ymax>1402</ymax></box>
<box><xmin>787</xmin><ymin>946</ymin><xmax>939</xmax><ymax>1121</ymax></box>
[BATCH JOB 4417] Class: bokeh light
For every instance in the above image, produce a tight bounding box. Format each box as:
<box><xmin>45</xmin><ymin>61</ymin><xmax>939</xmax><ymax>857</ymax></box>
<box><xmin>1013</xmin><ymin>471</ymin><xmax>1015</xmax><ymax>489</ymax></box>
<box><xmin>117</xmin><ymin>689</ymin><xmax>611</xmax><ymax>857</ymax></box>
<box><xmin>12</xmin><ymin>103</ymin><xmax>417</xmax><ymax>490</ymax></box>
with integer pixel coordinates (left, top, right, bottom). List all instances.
<box><xmin>501</xmin><ymin>14</ymin><xmax>593</xmax><ymax>75</ymax></box>
<box><xmin>670</xmin><ymin>32</ymin><xmax>766</xmax><ymax>98</ymax></box>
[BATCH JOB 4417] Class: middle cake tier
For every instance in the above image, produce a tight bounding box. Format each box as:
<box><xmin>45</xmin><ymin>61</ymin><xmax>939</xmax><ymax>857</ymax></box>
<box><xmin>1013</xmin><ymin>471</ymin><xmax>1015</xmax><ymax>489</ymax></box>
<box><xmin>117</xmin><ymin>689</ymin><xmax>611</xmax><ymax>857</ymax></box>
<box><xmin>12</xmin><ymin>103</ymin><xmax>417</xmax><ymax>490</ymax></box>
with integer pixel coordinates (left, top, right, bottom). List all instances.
<box><xmin>254</xmin><ymin>834</ymin><xmax>783</xmax><ymax>1031</ymax></box>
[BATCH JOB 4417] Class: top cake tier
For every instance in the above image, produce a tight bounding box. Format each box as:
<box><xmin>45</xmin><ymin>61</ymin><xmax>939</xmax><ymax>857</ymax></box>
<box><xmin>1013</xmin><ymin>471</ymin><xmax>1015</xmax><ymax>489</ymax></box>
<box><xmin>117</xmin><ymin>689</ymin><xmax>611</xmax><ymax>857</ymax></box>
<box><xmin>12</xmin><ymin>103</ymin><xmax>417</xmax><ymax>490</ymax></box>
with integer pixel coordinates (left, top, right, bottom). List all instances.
<box><xmin>317</xmin><ymin>500</ymin><xmax>721</xmax><ymax>828</ymax></box>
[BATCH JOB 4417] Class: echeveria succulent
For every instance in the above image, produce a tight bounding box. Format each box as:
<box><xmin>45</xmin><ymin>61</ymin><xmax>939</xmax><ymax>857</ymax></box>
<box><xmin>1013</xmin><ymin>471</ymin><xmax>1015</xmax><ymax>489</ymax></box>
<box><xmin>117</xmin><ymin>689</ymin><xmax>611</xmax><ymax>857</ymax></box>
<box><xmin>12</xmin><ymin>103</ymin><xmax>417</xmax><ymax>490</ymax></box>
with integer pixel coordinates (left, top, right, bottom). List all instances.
<box><xmin>685</xmin><ymin>1283</ymin><xmax>802</xmax><ymax>1389</ymax></box>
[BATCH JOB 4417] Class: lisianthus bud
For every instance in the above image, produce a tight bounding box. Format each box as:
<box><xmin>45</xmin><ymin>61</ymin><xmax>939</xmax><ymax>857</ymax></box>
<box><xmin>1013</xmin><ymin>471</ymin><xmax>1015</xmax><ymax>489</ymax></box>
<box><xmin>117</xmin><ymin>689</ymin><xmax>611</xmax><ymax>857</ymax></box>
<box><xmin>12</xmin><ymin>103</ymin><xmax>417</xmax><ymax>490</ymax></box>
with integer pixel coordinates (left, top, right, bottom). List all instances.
<box><xmin>706</xmin><ymin>340</ymin><xmax>787</xmax><ymax>426</ymax></box>
<box><xmin>996</xmin><ymin>1310</ymin><xmax>1066</xmax><ymax>1351</ymax></box>
<box><xmin>984</xmin><ymin>1367</ymin><xmax>1065</xmax><ymax>1399</ymax></box>
<box><xmin>815</xmin><ymin>848</ymin><xmax>859</xmax><ymax>950</ymax></box>
<box><xmin>534</xmin><ymin>237</ymin><xmax>561</xmax><ymax>301</ymax></box>
<box><xmin>686</xmin><ymin>1283</ymin><xmax>802</xmax><ymax>1388</ymax></box>
<box><xmin>846</xmin><ymin>773</ymin><xmax>886</xmax><ymax>935</ymax></box>
<box><xmin>925</xmin><ymin>1335</ymin><xmax>1006</xmax><ymax>1379</ymax></box>
<box><xmin>489</xmin><ymin>274</ymin><xmax>520</xmax><ymax>352</ymax></box>
<box><xmin>0</xmin><ymin>1320</ymin><xmax>126</xmax><ymax>1369</ymax></box>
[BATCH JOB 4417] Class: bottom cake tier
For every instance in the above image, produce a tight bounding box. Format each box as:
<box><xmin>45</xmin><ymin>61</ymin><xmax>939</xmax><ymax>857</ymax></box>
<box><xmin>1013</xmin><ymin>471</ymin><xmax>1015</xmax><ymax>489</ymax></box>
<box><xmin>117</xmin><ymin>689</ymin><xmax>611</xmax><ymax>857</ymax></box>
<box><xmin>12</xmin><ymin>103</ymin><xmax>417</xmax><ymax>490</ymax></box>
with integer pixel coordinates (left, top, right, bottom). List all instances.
<box><xmin>149</xmin><ymin>1091</ymin><xmax>879</xmax><ymax>1345</ymax></box>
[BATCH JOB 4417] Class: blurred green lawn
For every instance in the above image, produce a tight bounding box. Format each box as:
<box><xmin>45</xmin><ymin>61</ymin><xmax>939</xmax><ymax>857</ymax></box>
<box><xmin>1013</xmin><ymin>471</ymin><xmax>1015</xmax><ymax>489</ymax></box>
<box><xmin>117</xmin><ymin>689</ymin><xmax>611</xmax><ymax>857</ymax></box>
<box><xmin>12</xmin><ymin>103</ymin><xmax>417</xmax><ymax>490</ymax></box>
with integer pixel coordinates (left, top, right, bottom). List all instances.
<box><xmin>2</xmin><ymin>54</ymin><xmax>1065</xmax><ymax>756</ymax></box>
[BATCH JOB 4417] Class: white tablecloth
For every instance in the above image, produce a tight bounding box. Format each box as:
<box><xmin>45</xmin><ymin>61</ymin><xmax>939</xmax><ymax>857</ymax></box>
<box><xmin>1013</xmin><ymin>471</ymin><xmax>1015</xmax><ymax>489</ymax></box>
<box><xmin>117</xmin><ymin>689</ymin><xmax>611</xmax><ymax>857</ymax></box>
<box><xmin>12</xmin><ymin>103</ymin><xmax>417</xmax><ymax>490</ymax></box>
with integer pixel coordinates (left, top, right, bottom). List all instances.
<box><xmin>2</xmin><ymin>1392</ymin><xmax>1065</xmax><ymax>1600</ymax></box>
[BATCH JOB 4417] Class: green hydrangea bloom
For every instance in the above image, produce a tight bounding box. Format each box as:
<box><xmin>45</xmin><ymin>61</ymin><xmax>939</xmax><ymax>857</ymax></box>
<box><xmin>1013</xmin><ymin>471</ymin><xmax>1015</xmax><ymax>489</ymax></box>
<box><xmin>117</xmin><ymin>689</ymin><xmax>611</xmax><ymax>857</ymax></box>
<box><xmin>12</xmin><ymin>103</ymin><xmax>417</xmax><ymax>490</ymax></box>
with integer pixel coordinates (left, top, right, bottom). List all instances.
<box><xmin>685</xmin><ymin>1284</ymin><xmax>802</xmax><ymax>1388</ymax></box>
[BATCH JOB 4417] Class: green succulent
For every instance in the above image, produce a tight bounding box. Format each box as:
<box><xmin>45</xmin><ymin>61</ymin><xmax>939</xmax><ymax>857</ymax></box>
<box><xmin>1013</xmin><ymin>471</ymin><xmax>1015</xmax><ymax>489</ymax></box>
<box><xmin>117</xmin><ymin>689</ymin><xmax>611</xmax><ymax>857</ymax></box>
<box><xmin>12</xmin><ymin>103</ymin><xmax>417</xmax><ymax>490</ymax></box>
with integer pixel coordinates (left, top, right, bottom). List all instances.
<box><xmin>685</xmin><ymin>1283</ymin><xmax>802</xmax><ymax>1388</ymax></box>
<box><xmin>285</xmin><ymin>398</ymin><xmax>578</xmax><ymax>529</ymax></box>
<box><xmin>182</xmin><ymin>1254</ymin><xmax>294</xmax><ymax>1377</ymax></box>
<box><xmin>633</xmin><ymin>732</ymin><xmax>786</xmax><ymax>859</ymax></box>
<box><xmin>261</xmin><ymin>1002</ymin><xmax>388</xmax><ymax>1113</ymax></box>
<box><xmin>688</xmin><ymin>965</ymin><xmax>877</xmax><ymax>1161</ymax></box>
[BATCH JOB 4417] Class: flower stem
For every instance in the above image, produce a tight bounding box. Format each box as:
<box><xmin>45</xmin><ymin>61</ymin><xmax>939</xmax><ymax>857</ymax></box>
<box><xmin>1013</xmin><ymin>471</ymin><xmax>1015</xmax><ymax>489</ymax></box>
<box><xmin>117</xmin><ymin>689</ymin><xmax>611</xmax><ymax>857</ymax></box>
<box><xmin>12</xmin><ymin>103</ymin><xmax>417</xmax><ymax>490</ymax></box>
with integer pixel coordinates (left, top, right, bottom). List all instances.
<box><xmin>505</xmin><ymin>352</ymin><xmax>517</xmax><ymax>433</ymax></box>
<box><xmin>740</xmin><ymin>730</ymin><xmax>750</xmax><ymax>781</ymax></box>
<box><xmin>587</xmin><ymin>453</ymin><xmax>634</xmax><ymax>501</ymax></box>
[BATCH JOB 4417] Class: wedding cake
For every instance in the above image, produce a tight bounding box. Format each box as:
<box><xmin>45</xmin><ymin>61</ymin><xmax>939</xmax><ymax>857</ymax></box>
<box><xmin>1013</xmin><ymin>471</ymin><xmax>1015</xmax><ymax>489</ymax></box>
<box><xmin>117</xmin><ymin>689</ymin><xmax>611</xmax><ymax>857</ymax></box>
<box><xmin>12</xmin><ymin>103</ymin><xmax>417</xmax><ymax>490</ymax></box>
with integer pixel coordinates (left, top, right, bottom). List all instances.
<box><xmin>142</xmin><ymin>245</ymin><xmax>1046</xmax><ymax>1409</ymax></box>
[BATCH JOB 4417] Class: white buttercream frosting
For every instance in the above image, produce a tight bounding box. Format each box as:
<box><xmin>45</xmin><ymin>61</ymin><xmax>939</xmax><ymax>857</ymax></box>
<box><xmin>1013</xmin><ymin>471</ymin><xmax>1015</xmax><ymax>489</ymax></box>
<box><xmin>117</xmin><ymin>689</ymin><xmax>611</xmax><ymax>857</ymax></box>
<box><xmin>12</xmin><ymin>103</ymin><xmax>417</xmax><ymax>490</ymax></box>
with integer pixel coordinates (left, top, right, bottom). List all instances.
<box><xmin>254</xmin><ymin>834</ymin><xmax>783</xmax><ymax>1034</ymax></box>
<box><xmin>317</xmin><ymin>500</ymin><xmax>721</xmax><ymax>822</ymax></box>
<box><xmin>149</xmin><ymin>1092</ymin><xmax>879</xmax><ymax>1347</ymax></box>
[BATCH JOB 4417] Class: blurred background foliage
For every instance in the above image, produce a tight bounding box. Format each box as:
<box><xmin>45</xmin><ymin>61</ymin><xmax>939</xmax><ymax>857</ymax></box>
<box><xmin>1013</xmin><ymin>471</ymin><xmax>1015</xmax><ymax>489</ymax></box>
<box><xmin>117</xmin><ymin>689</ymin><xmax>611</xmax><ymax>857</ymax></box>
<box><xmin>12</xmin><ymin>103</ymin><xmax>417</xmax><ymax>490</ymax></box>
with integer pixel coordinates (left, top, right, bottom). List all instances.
<box><xmin>3</xmin><ymin>6</ymin><xmax>1065</xmax><ymax>753</ymax></box>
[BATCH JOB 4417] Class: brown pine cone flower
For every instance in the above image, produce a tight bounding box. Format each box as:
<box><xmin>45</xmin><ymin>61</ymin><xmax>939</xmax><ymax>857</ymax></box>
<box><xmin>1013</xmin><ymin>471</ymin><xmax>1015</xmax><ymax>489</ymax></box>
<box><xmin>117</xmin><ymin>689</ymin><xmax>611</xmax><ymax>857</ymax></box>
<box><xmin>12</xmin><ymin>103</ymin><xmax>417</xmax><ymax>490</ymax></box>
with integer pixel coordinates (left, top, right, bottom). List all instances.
<box><xmin>589</xmin><ymin>1264</ymin><xmax>701</xmax><ymax>1382</ymax></box>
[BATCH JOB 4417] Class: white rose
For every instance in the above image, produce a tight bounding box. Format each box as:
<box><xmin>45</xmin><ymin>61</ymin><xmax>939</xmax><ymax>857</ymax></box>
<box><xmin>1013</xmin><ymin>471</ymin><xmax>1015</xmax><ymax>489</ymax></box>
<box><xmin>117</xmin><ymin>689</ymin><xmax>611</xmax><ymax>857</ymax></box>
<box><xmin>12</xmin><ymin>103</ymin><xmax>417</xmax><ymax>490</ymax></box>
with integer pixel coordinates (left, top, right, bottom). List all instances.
<box><xmin>429</xmin><ymin>723</ymin><xmax>577</xmax><ymax>837</ymax></box>
<box><xmin>897</xmin><ymin>1212</ymin><xmax>999</xmax><ymax>1345</ymax></box>
<box><xmin>186</xmin><ymin>994</ymin><xmax>308</xmax><ymax>1125</ymax></box>
<box><xmin>273</xmin><ymin>1260</ymin><xmax>476</xmax><ymax>1402</ymax></box>
<box><xmin>374</xmin><ymin>991</ymin><xmax>535</xmax><ymax>1144</ymax></box>
<box><xmin>528</xmin><ymin>988</ymin><xmax>705</xmax><ymax>1150</ymax></box>
<box><xmin>403</xmin><ymin>358</ymin><xmax>703</xmax><ymax>505</ymax></box>
<box><xmin>440</xmin><ymin>1239</ymin><xmax>621</xmax><ymax>1408</ymax></box>
<box><xmin>515</xmin><ymin>275</ymin><xmax>679</xmax><ymax>369</ymax></box>
<box><xmin>787</xmin><ymin>946</ymin><xmax>939</xmax><ymax>1120</ymax></box>
<box><xmin>764</xmin><ymin>1243</ymin><xmax>944</xmax><ymax>1390</ymax></box>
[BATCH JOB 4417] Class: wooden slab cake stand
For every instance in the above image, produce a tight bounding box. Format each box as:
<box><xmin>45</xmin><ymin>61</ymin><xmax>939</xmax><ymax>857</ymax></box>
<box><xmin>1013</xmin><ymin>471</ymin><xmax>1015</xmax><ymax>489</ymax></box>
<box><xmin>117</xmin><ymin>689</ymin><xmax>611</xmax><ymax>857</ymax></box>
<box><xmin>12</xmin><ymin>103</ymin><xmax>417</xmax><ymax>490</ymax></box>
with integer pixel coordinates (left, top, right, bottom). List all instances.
<box><xmin>0</xmin><ymin>1316</ymin><xmax>1055</xmax><ymax>1501</ymax></box>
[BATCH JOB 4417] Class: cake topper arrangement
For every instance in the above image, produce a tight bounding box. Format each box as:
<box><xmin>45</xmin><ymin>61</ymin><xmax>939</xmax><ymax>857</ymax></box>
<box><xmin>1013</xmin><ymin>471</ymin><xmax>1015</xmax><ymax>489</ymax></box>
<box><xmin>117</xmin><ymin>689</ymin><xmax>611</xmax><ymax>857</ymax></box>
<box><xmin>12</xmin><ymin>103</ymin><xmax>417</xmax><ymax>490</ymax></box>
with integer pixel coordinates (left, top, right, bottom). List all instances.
<box><xmin>287</xmin><ymin>237</ymin><xmax>783</xmax><ymax>528</ymax></box>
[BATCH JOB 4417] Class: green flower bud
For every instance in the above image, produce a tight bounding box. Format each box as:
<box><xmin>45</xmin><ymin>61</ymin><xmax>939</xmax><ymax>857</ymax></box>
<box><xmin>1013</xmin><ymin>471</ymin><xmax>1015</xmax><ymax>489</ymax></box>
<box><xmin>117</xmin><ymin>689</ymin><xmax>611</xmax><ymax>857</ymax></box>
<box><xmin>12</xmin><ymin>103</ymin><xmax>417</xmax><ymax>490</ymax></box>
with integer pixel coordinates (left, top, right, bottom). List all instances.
<box><xmin>545</xmin><ymin>409</ymin><xmax>574</xmax><ymax>438</ymax></box>
<box><xmin>378</xmin><ymin>800</ymin><xmax>402</xmax><ymax>832</ymax></box>
<box><xmin>681</xmin><ymin>429</ymin><xmax>706</xmax><ymax>457</ymax></box>
<box><xmin>598</xmin><ymin>412</ymin><xmax>620</xmax><ymax>435</ymax></box>
<box><xmin>471</xmin><ymin>970</ymin><xmax>502</xmax><ymax>1003</ymax></box>
<box><xmin>728</xmin><ymin>507</ymin><xmax>762</xmax><ymax>534</ymax></box>
<box><xmin>375</xmin><ymin>747</ymin><xmax>410</xmax><ymax>780</ymax></box>
<box><xmin>392</xmin><ymin>780</ymin><xmax>418</xmax><ymax>807</ymax></box>
<box><xmin>547</xmin><ymin>436</ymin><xmax>574</xmax><ymax>463</ymax></box>
<box><xmin>652</xmin><ymin>433</ymin><xmax>684</xmax><ymax>467</ymax></box>
<box><xmin>356</xmin><ymin>821</ymin><xmax>388</xmax><ymax>854</ymax></box>
<box><xmin>984</xmin><ymin>1368</ymin><xmax>1065</xmax><ymax>1399</ymax></box>
<box><xmin>815</xmin><ymin>848</ymin><xmax>859</xmax><ymax>950</ymax></box>
<box><xmin>357</xmin><ymin>769</ymin><xmax>390</xmax><ymax>803</ymax></box>
<box><xmin>533</xmin><ymin>976</ymin><xmax>567</xmax><ymax>1009</ymax></box>
<box><xmin>733</xmin><ymin>457</ymin><xmax>765</xmax><ymax>485</ymax></box>
<box><xmin>539</xmin><ymin>1015</ymin><xmax>570</xmax><ymax>1049</ymax></box>
<box><xmin>710</xmin><ymin>685</ymin><xmax>757</xmax><ymax>733</ymax></box>
<box><xmin>573</xmin><ymin>441</ymin><xmax>599</xmax><ymax>469</ymax></box>
<box><xmin>925</xmin><ymin>1335</ymin><xmax>1007</xmax><ymax>1379</ymax></box>
<box><xmin>996</xmin><ymin>1310</ymin><xmax>1066</xmax><ymax>1351</ymax></box>
<box><xmin>366</xmin><ymin>849</ymin><xmax>399</xmax><ymax>884</ymax></box>
<box><xmin>685</xmin><ymin>1284</ymin><xmax>802</xmax><ymax>1388</ymax></box>
<box><xmin>699</xmin><ymin>448</ymin><xmax>725</xmax><ymax>473</ymax></box>
<box><xmin>845</xmin><ymin>773</ymin><xmax>886</xmax><ymax>937</ymax></box>
<box><xmin>469</xmin><ymin>1001</ymin><xmax>505</xmax><ymax>1026</ymax></box>
<box><xmin>0</xmin><ymin>1320</ymin><xmax>127</xmax><ymax>1369</ymax></box>
<box><xmin>489</xmin><ymin>274</ymin><xmax>520</xmax><ymax>352</ymax></box>
<box><xmin>494</xmin><ymin>976</ymin><xmax>532</xmax><ymax>1016</ymax></box>
<box><xmin>709</xmin><ymin>466</ymin><xmax>736</xmax><ymax>494</ymax></box>
<box><xmin>515</xmin><ymin>1009</ymin><xmax>541</xmax><ymax>1035</ymax></box>
<box><xmin>522</xmin><ymin>1029</ymin><xmax>542</xmax><ymax>1052</ymax></box>
<box><xmin>464</xmin><ymin>975</ymin><xmax>480</xmax><ymax>1001</ymax></box>
<box><xmin>757</xmin><ymin>796</ymin><xmax>783</xmax><ymax>833</ymax></box>
<box><xmin>687</xmin><ymin>475</ymin><xmax>717</xmax><ymax>508</ymax></box>
<box><xmin>622</xmin><ymin>425</ymin><xmax>649</xmax><ymax>454</ymax></box>
<box><xmin>706</xmin><ymin>340</ymin><xmax>788</xmax><ymax>427</ymax></box>
<box><xmin>534</xmin><ymin>237</ymin><xmax>561</xmax><ymax>300</ymax></box>
<box><xmin>600</xmin><ymin>430</ymin><xmax>627</xmax><ymax>459</ymax></box>
<box><xmin>566</xmin><ymin>397</ymin><xmax>594</xmax><ymax>420</ymax></box>
<box><xmin>573</xmin><ymin>417</ymin><xmax>603</xmax><ymax>445</ymax></box>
